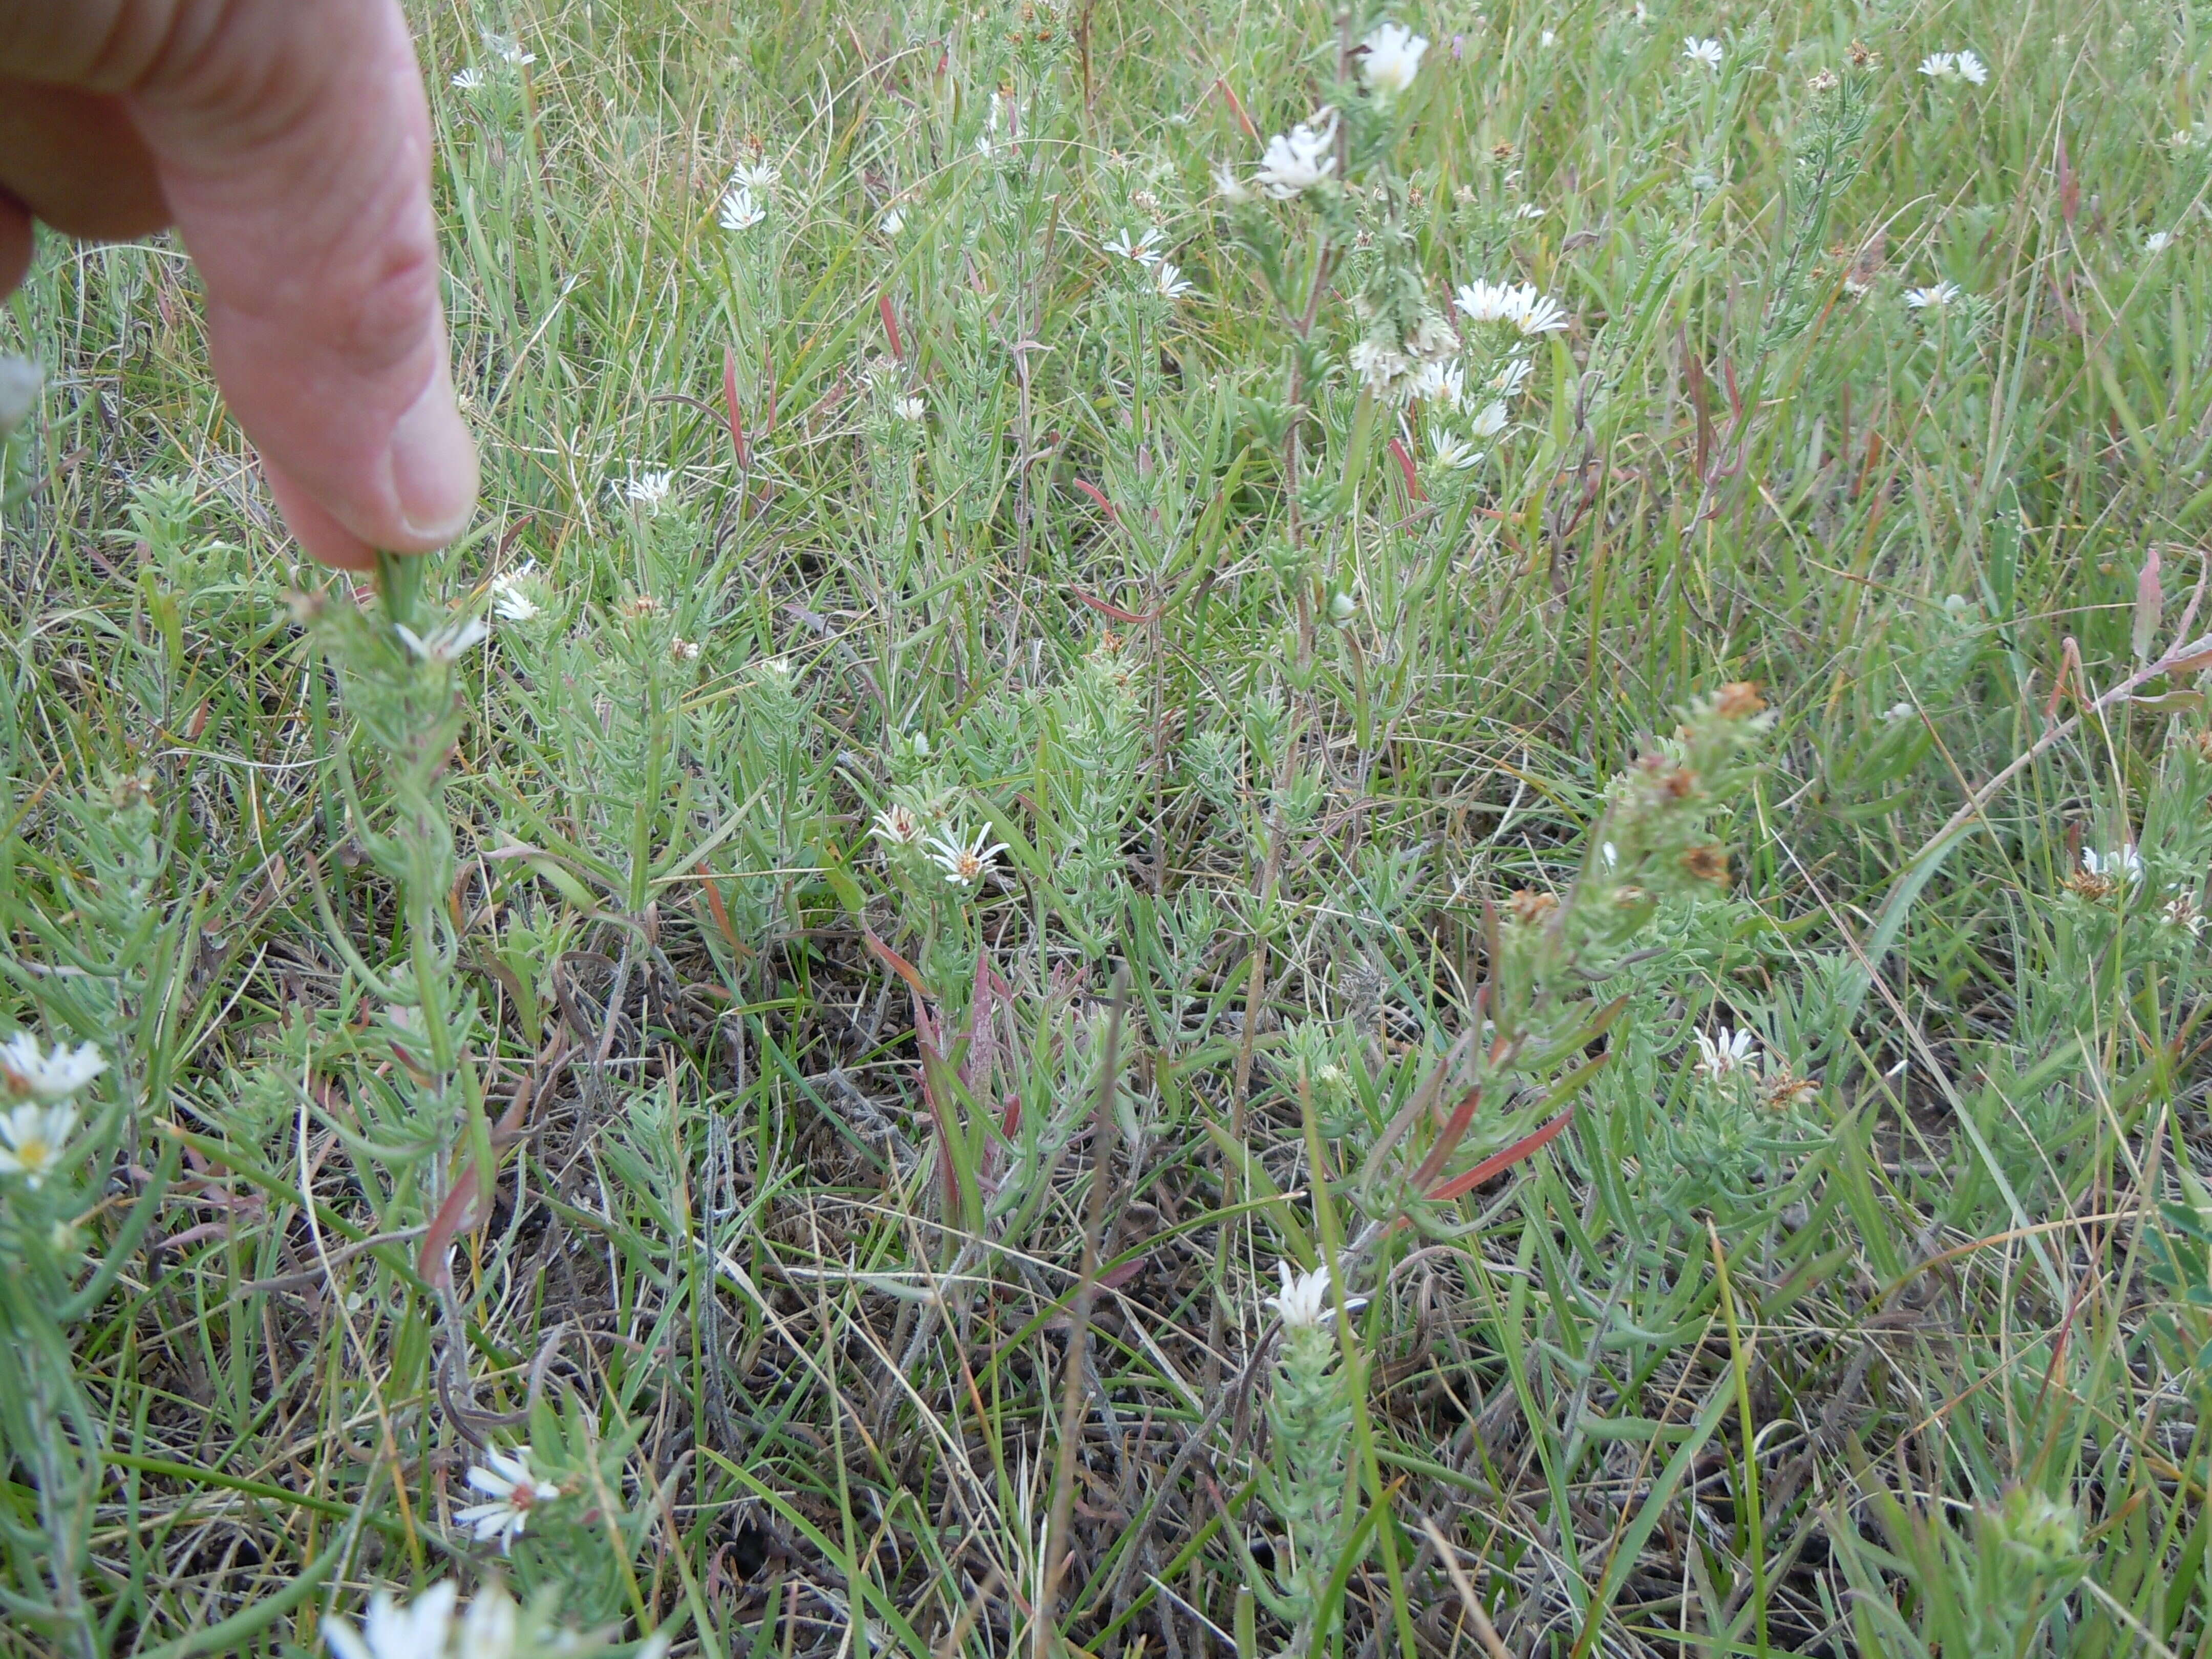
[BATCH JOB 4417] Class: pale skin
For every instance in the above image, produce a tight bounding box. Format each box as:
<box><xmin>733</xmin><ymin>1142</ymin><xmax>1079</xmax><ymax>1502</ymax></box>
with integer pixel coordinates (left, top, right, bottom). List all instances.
<box><xmin>0</xmin><ymin>0</ymin><xmax>478</xmax><ymax>570</ymax></box>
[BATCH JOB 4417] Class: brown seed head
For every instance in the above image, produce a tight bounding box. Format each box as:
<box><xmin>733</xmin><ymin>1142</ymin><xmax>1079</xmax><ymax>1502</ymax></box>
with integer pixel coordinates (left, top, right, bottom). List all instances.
<box><xmin>1508</xmin><ymin>888</ymin><xmax>1559</xmax><ymax>925</ymax></box>
<box><xmin>1714</xmin><ymin>680</ymin><xmax>1767</xmax><ymax>720</ymax></box>
<box><xmin>1682</xmin><ymin>844</ymin><xmax>1731</xmax><ymax>884</ymax></box>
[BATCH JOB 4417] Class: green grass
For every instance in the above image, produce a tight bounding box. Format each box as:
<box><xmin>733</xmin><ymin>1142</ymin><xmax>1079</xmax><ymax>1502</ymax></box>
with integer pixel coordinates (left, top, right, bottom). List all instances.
<box><xmin>6</xmin><ymin>0</ymin><xmax>2212</xmax><ymax>1653</ymax></box>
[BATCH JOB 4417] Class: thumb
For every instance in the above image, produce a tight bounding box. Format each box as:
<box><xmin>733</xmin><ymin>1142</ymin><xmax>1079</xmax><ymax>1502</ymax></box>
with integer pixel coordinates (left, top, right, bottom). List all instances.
<box><xmin>124</xmin><ymin>0</ymin><xmax>476</xmax><ymax>568</ymax></box>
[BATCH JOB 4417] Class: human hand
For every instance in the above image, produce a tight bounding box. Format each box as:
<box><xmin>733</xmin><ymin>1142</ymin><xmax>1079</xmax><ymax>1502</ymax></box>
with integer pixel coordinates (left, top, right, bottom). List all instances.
<box><xmin>0</xmin><ymin>1</ymin><xmax>479</xmax><ymax>569</ymax></box>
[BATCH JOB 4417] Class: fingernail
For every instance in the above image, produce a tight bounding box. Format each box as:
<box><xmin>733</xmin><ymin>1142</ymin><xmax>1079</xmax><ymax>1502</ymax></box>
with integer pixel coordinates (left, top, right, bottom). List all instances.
<box><xmin>388</xmin><ymin>372</ymin><xmax>479</xmax><ymax>544</ymax></box>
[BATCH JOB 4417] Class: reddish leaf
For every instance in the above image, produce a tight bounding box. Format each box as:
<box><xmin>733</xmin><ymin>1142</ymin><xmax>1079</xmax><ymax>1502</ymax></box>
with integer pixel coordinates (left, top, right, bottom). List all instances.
<box><xmin>1425</xmin><ymin>1105</ymin><xmax>1576</xmax><ymax>1202</ymax></box>
<box><xmin>1073</xmin><ymin>479</ymin><xmax>1122</xmax><ymax>523</ymax></box>
<box><xmin>879</xmin><ymin>293</ymin><xmax>904</xmax><ymax>361</ymax></box>
<box><xmin>1070</xmin><ymin>586</ymin><xmax>1159</xmax><ymax>624</ymax></box>
<box><xmin>1386</xmin><ymin>436</ymin><xmax>1426</xmax><ymax>502</ymax></box>
<box><xmin>1407</xmin><ymin>1085</ymin><xmax>1483</xmax><ymax>1194</ymax></box>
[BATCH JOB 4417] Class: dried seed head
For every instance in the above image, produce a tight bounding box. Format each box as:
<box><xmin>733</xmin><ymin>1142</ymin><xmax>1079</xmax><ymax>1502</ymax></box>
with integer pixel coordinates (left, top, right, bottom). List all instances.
<box><xmin>1682</xmin><ymin>844</ymin><xmax>1731</xmax><ymax>884</ymax></box>
<box><xmin>1507</xmin><ymin>888</ymin><xmax>1559</xmax><ymax>925</ymax></box>
<box><xmin>1714</xmin><ymin>680</ymin><xmax>1767</xmax><ymax>720</ymax></box>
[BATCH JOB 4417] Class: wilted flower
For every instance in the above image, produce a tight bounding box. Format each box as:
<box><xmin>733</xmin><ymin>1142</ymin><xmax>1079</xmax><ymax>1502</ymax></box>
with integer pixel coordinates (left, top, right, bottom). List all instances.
<box><xmin>1695</xmin><ymin>1025</ymin><xmax>1758</xmax><ymax>1078</ymax></box>
<box><xmin>1360</xmin><ymin>22</ymin><xmax>1429</xmax><ymax>97</ymax></box>
<box><xmin>1254</xmin><ymin>111</ymin><xmax>1339</xmax><ymax>198</ymax></box>
<box><xmin>1904</xmin><ymin>281</ymin><xmax>1961</xmax><ymax>310</ymax></box>
<box><xmin>1102</xmin><ymin>226</ymin><xmax>1164</xmax><ymax>266</ymax></box>
<box><xmin>2160</xmin><ymin>892</ymin><xmax>2205</xmax><ymax>935</ymax></box>
<box><xmin>1266</xmin><ymin>1260</ymin><xmax>1366</xmax><ymax>1329</ymax></box>
<box><xmin>927</xmin><ymin>825</ymin><xmax>1010</xmax><ymax>888</ymax></box>
<box><xmin>669</xmin><ymin>637</ymin><xmax>701</xmax><ymax>663</ymax></box>
<box><xmin>1683</xmin><ymin>36</ymin><xmax>1723</xmax><ymax>70</ymax></box>
<box><xmin>1152</xmin><ymin>261</ymin><xmax>1196</xmax><ymax>300</ymax></box>
<box><xmin>1348</xmin><ymin>336</ymin><xmax>1413</xmax><ymax>396</ymax></box>
<box><xmin>393</xmin><ymin>617</ymin><xmax>491</xmax><ymax>665</ymax></box>
<box><xmin>454</xmin><ymin>1445</ymin><xmax>561</xmax><ymax>1554</ymax></box>
<box><xmin>0</xmin><ymin>1102</ymin><xmax>79</xmax><ymax>1188</ymax></box>
<box><xmin>1</xmin><ymin>1034</ymin><xmax>108</xmax><ymax>1102</ymax></box>
<box><xmin>718</xmin><ymin>187</ymin><xmax>765</xmax><ymax>231</ymax></box>
<box><xmin>871</xmin><ymin>804</ymin><xmax>924</xmax><ymax>847</ymax></box>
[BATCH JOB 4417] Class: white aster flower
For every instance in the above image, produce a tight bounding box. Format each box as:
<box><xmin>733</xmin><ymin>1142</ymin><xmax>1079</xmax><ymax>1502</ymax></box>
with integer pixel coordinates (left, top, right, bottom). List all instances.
<box><xmin>879</xmin><ymin>207</ymin><xmax>906</xmax><ymax>237</ymax></box>
<box><xmin>1694</xmin><ymin>1025</ymin><xmax>1758</xmax><ymax>1078</ymax></box>
<box><xmin>1468</xmin><ymin>398</ymin><xmax>1509</xmax><ymax>438</ymax></box>
<box><xmin>728</xmin><ymin>159</ymin><xmax>779</xmax><ymax>193</ymax></box>
<box><xmin>450</xmin><ymin>67</ymin><xmax>486</xmax><ymax>92</ymax></box>
<box><xmin>392</xmin><ymin>617</ymin><xmax>491</xmax><ymax>665</ymax></box>
<box><xmin>1410</xmin><ymin>358</ymin><xmax>1464</xmax><ymax>406</ymax></box>
<box><xmin>0</xmin><ymin>1034</ymin><xmax>108</xmax><ymax>1102</ymax></box>
<box><xmin>454</xmin><ymin>1445</ymin><xmax>561</xmax><ymax>1554</ymax></box>
<box><xmin>2082</xmin><ymin>844</ymin><xmax>2143</xmax><ymax>884</ymax></box>
<box><xmin>1954</xmin><ymin>49</ymin><xmax>1987</xmax><ymax>83</ymax></box>
<box><xmin>622</xmin><ymin>469</ymin><xmax>676</xmax><ymax>510</ymax></box>
<box><xmin>1904</xmin><ymin>281</ymin><xmax>1961</xmax><ymax>310</ymax></box>
<box><xmin>1429</xmin><ymin>431</ymin><xmax>1483</xmax><ymax>472</ymax></box>
<box><xmin>1540</xmin><ymin>28</ymin><xmax>1557</xmax><ymax>47</ymax></box>
<box><xmin>718</xmin><ymin>186</ymin><xmax>765</xmax><ymax>232</ymax></box>
<box><xmin>927</xmin><ymin>825</ymin><xmax>1010</xmax><ymax>889</ymax></box>
<box><xmin>892</xmin><ymin>395</ymin><xmax>927</xmax><ymax>422</ymax></box>
<box><xmin>1360</xmin><ymin>22</ymin><xmax>1429</xmax><ymax>97</ymax></box>
<box><xmin>2146</xmin><ymin>229</ymin><xmax>2176</xmax><ymax>254</ymax></box>
<box><xmin>1102</xmin><ymin>226</ymin><xmax>1164</xmax><ymax>266</ymax></box>
<box><xmin>1513</xmin><ymin>203</ymin><xmax>1546</xmax><ymax>220</ymax></box>
<box><xmin>669</xmin><ymin>637</ymin><xmax>701</xmax><ymax>663</ymax></box>
<box><xmin>1918</xmin><ymin>51</ymin><xmax>1956</xmax><ymax>79</ymax></box>
<box><xmin>1152</xmin><ymin>261</ymin><xmax>1195</xmax><ymax>300</ymax></box>
<box><xmin>1265</xmin><ymin>1260</ymin><xmax>1366</xmax><ymax>1329</ymax></box>
<box><xmin>1213</xmin><ymin>161</ymin><xmax>1253</xmax><ymax>204</ymax></box>
<box><xmin>1454</xmin><ymin>278</ymin><xmax>1520</xmax><ymax>325</ymax></box>
<box><xmin>1489</xmin><ymin>356</ymin><xmax>1534</xmax><ymax>397</ymax></box>
<box><xmin>1683</xmin><ymin>37</ymin><xmax>1723</xmax><ymax>70</ymax></box>
<box><xmin>489</xmin><ymin>561</ymin><xmax>544</xmax><ymax>623</ymax></box>
<box><xmin>0</xmin><ymin>1102</ymin><xmax>79</xmax><ymax>1188</ymax></box>
<box><xmin>1254</xmin><ymin>111</ymin><xmax>1339</xmax><ymax>198</ymax></box>
<box><xmin>871</xmin><ymin>804</ymin><xmax>924</xmax><ymax>847</ymax></box>
<box><xmin>323</xmin><ymin>1581</ymin><xmax>461</xmax><ymax>1659</ymax></box>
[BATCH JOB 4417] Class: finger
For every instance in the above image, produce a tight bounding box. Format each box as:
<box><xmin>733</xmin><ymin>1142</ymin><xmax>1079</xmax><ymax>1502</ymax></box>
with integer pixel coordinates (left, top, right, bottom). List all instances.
<box><xmin>0</xmin><ymin>80</ymin><xmax>167</xmax><ymax>239</ymax></box>
<box><xmin>262</xmin><ymin>453</ymin><xmax>379</xmax><ymax>571</ymax></box>
<box><xmin>116</xmin><ymin>0</ymin><xmax>478</xmax><ymax>561</ymax></box>
<box><xmin>0</xmin><ymin>189</ymin><xmax>28</xmax><ymax>300</ymax></box>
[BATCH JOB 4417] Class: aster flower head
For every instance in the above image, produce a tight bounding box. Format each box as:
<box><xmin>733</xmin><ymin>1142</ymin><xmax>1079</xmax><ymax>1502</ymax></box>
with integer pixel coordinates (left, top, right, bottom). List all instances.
<box><xmin>0</xmin><ymin>1102</ymin><xmax>80</xmax><ymax>1188</ymax></box>
<box><xmin>392</xmin><ymin>616</ymin><xmax>491</xmax><ymax>665</ymax></box>
<box><xmin>489</xmin><ymin>561</ymin><xmax>546</xmax><ymax>623</ymax></box>
<box><xmin>322</xmin><ymin>1581</ymin><xmax>461</xmax><ymax>1659</ymax></box>
<box><xmin>1683</xmin><ymin>36</ymin><xmax>1723</xmax><ymax>70</ymax></box>
<box><xmin>1694</xmin><ymin>1025</ymin><xmax>1758</xmax><ymax>1078</ymax></box>
<box><xmin>728</xmin><ymin>158</ymin><xmax>779</xmax><ymax>193</ymax></box>
<box><xmin>1468</xmin><ymin>398</ymin><xmax>1510</xmax><ymax>438</ymax></box>
<box><xmin>2146</xmin><ymin>230</ymin><xmax>2176</xmax><ymax>254</ymax></box>
<box><xmin>621</xmin><ymin>469</ymin><xmax>676</xmax><ymax>511</ymax></box>
<box><xmin>481</xmin><ymin>30</ymin><xmax>534</xmax><ymax>66</ymax></box>
<box><xmin>892</xmin><ymin>394</ymin><xmax>927</xmax><ymax>423</ymax></box>
<box><xmin>454</xmin><ymin>1445</ymin><xmax>561</xmax><ymax>1554</ymax></box>
<box><xmin>1254</xmin><ymin>111</ymin><xmax>1339</xmax><ymax>198</ymax></box>
<box><xmin>1954</xmin><ymin>49</ymin><xmax>1987</xmax><ymax>83</ymax></box>
<box><xmin>1429</xmin><ymin>431</ymin><xmax>1483</xmax><ymax>472</ymax></box>
<box><xmin>1213</xmin><ymin>161</ymin><xmax>1253</xmax><ymax>204</ymax></box>
<box><xmin>879</xmin><ymin>206</ymin><xmax>906</xmax><ymax>236</ymax></box>
<box><xmin>1490</xmin><ymin>356</ymin><xmax>1535</xmax><ymax>397</ymax></box>
<box><xmin>1904</xmin><ymin>281</ymin><xmax>1961</xmax><ymax>310</ymax></box>
<box><xmin>1917</xmin><ymin>51</ymin><xmax>1955</xmax><ymax>79</ymax></box>
<box><xmin>1360</xmin><ymin>22</ymin><xmax>1429</xmax><ymax>97</ymax></box>
<box><xmin>1102</xmin><ymin>226</ymin><xmax>1164</xmax><ymax>266</ymax></box>
<box><xmin>0</xmin><ymin>1034</ymin><xmax>108</xmax><ymax>1103</ymax></box>
<box><xmin>1266</xmin><ymin>1260</ymin><xmax>1367</xmax><ymax>1329</ymax></box>
<box><xmin>2081</xmin><ymin>844</ymin><xmax>2143</xmax><ymax>884</ymax></box>
<box><xmin>1152</xmin><ymin>261</ymin><xmax>1196</xmax><ymax>301</ymax></box>
<box><xmin>1409</xmin><ymin>358</ymin><xmax>1463</xmax><ymax>407</ymax></box>
<box><xmin>719</xmin><ymin>186</ymin><xmax>765</xmax><ymax>231</ymax></box>
<box><xmin>450</xmin><ymin>67</ymin><xmax>486</xmax><ymax>92</ymax></box>
<box><xmin>1453</xmin><ymin>278</ymin><xmax>1521</xmax><ymax>325</ymax></box>
<box><xmin>1348</xmin><ymin>336</ymin><xmax>1413</xmax><ymax>397</ymax></box>
<box><xmin>927</xmin><ymin>824</ymin><xmax>1010</xmax><ymax>889</ymax></box>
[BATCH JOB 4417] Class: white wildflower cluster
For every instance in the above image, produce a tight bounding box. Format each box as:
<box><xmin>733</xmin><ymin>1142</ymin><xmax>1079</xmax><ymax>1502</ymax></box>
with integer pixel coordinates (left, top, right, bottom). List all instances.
<box><xmin>1360</xmin><ymin>22</ymin><xmax>1428</xmax><ymax>99</ymax></box>
<box><xmin>1918</xmin><ymin>49</ymin><xmax>1988</xmax><ymax>86</ymax></box>
<box><xmin>871</xmin><ymin>796</ymin><xmax>1009</xmax><ymax>898</ymax></box>
<box><xmin>1405</xmin><ymin>276</ymin><xmax>1566</xmax><ymax>475</ymax></box>
<box><xmin>0</xmin><ymin>1034</ymin><xmax>106</xmax><ymax>1189</ymax></box>
<box><xmin>1252</xmin><ymin>111</ymin><xmax>1339</xmax><ymax>199</ymax></box>
<box><xmin>321</xmin><ymin>1577</ymin><xmax>639</xmax><ymax>1659</ymax></box>
<box><xmin>1260</xmin><ymin>1257</ymin><xmax>1366</xmax><ymax>1644</ymax></box>
<box><xmin>719</xmin><ymin>157</ymin><xmax>779</xmax><ymax>233</ymax></box>
<box><xmin>489</xmin><ymin>560</ymin><xmax>549</xmax><ymax>625</ymax></box>
<box><xmin>616</xmin><ymin>467</ymin><xmax>676</xmax><ymax>513</ymax></box>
